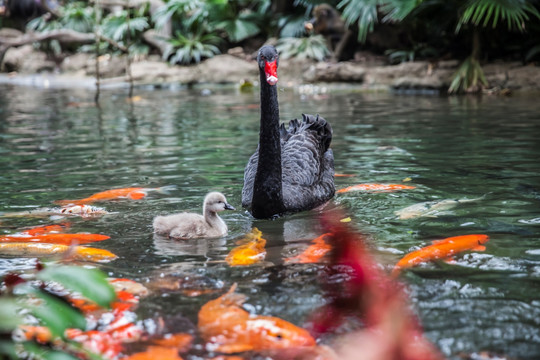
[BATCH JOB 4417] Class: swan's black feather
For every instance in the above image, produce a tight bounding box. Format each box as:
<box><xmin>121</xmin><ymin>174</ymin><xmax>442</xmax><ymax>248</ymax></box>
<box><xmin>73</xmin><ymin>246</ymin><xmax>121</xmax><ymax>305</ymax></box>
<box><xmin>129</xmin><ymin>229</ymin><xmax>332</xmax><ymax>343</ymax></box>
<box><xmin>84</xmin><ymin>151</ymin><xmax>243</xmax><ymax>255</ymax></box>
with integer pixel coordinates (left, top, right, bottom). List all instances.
<box><xmin>242</xmin><ymin>113</ymin><xmax>335</xmax><ymax>213</ymax></box>
<box><xmin>242</xmin><ymin>45</ymin><xmax>335</xmax><ymax>218</ymax></box>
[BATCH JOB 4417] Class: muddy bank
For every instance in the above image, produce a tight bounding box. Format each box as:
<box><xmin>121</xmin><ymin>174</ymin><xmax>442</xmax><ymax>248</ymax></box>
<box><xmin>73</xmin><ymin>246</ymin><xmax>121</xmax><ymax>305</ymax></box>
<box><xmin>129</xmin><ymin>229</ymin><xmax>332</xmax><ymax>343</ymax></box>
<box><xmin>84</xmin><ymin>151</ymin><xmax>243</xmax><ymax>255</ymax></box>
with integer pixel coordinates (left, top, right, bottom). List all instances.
<box><xmin>1</xmin><ymin>44</ymin><xmax>539</xmax><ymax>94</ymax></box>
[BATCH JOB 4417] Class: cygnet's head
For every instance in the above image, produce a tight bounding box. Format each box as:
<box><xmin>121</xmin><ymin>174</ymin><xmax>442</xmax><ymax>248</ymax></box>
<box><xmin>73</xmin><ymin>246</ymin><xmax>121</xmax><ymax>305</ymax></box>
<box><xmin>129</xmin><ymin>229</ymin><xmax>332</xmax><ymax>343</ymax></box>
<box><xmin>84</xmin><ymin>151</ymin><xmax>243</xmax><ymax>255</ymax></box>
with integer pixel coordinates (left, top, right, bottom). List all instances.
<box><xmin>204</xmin><ymin>192</ymin><xmax>235</xmax><ymax>213</ymax></box>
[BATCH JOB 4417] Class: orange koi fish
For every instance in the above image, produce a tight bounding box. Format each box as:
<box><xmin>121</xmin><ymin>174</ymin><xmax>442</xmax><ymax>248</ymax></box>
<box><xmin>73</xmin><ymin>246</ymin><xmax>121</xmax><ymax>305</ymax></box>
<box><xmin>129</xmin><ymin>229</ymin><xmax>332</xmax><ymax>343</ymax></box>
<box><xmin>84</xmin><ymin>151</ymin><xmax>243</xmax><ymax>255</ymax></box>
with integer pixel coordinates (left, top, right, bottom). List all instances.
<box><xmin>337</xmin><ymin>183</ymin><xmax>416</xmax><ymax>194</ymax></box>
<box><xmin>69</xmin><ymin>289</ymin><xmax>139</xmax><ymax>315</ymax></box>
<box><xmin>124</xmin><ymin>346</ymin><xmax>184</xmax><ymax>360</ymax></box>
<box><xmin>66</xmin><ymin>328</ymin><xmax>125</xmax><ymax>359</ymax></box>
<box><xmin>392</xmin><ymin>234</ymin><xmax>489</xmax><ymax>276</ymax></box>
<box><xmin>225</xmin><ymin>228</ymin><xmax>266</xmax><ymax>266</ymax></box>
<box><xmin>55</xmin><ymin>186</ymin><xmax>174</xmax><ymax>205</ymax></box>
<box><xmin>108</xmin><ymin>278</ymin><xmax>149</xmax><ymax>297</ymax></box>
<box><xmin>334</xmin><ymin>173</ymin><xmax>356</xmax><ymax>177</ymax></box>
<box><xmin>115</xmin><ymin>329</ymin><xmax>192</xmax><ymax>358</ymax></box>
<box><xmin>18</xmin><ymin>325</ymin><xmax>55</xmax><ymax>344</ymax></box>
<box><xmin>0</xmin><ymin>243</ymin><xmax>117</xmax><ymax>262</ymax></box>
<box><xmin>152</xmin><ymin>333</ymin><xmax>194</xmax><ymax>350</ymax></box>
<box><xmin>0</xmin><ymin>233</ymin><xmax>109</xmax><ymax>245</ymax></box>
<box><xmin>285</xmin><ymin>233</ymin><xmax>332</xmax><ymax>264</ymax></box>
<box><xmin>21</xmin><ymin>223</ymin><xmax>71</xmax><ymax>236</ymax></box>
<box><xmin>198</xmin><ymin>284</ymin><xmax>316</xmax><ymax>353</ymax></box>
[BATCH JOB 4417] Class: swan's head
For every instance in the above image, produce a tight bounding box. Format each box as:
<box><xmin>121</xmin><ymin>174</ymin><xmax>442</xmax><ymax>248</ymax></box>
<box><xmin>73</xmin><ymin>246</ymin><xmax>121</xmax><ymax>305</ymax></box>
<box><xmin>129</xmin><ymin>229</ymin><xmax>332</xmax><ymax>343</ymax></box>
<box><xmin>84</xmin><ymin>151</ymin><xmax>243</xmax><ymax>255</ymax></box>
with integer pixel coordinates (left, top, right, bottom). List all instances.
<box><xmin>204</xmin><ymin>192</ymin><xmax>235</xmax><ymax>213</ymax></box>
<box><xmin>257</xmin><ymin>45</ymin><xmax>279</xmax><ymax>86</ymax></box>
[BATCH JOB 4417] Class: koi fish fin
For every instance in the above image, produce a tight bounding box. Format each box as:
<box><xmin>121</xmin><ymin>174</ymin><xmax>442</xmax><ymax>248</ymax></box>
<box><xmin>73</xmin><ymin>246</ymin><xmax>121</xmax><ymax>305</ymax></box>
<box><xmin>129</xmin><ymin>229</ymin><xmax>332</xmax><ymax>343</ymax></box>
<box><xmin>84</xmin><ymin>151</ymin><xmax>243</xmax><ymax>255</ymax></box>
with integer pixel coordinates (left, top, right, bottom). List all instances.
<box><xmin>472</xmin><ymin>245</ymin><xmax>486</xmax><ymax>251</ymax></box>
<box><xmin>128</xmin><ymin>191</ymin><xmax>147</xmax><ymax>200</ymax></box>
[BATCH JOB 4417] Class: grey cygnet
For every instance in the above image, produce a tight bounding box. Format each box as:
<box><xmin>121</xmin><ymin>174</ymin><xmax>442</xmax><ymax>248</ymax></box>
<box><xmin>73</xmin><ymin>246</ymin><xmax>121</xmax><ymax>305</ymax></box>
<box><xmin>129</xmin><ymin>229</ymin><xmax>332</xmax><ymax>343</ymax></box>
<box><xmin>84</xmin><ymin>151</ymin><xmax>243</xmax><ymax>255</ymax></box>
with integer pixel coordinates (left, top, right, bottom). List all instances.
<box><xmin>153</xmin><ymin>192</ymin><xmax>235</xmax><ymax>239</ymax></box>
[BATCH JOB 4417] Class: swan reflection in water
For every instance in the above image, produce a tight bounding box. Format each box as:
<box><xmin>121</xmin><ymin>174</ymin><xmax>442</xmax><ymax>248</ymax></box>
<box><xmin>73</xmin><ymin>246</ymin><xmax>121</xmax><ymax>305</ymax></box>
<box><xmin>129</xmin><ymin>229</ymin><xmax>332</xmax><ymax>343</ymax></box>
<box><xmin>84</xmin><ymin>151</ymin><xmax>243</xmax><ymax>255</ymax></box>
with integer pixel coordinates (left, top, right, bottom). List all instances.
<box><xmin>153</xmin><ymin>233</ymin><xmax>227</xmax><ymax>257</ymax></box>
<box><xmin>152</xmin><ymin>209</ymin><xmax>332</xmax><ymax>261</ymax></box>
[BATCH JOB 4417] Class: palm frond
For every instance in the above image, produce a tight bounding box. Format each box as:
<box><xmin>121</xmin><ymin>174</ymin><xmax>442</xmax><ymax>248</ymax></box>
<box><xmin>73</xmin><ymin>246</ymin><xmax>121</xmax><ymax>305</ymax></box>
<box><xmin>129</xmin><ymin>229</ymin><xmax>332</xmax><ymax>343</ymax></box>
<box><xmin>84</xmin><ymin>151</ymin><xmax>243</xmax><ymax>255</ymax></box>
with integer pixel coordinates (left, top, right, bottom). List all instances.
<box><xmin>448</xmin><ymin>55</ymin><xmax>488</xmax><ymax>94</ymax></box>
<box><xmin>337</xmin><ymin>0</ymin><xmax>379</xmax><ymax>42</ymax></box>
<box><xmin>457</xmin><ymin>0</ymin><xmax>540</xmax><ymax>32</ymax></box>
<box><xmin>276</xmin><ymin>35</ymin><xmax>330</xmax><ymax>61</ymax></box>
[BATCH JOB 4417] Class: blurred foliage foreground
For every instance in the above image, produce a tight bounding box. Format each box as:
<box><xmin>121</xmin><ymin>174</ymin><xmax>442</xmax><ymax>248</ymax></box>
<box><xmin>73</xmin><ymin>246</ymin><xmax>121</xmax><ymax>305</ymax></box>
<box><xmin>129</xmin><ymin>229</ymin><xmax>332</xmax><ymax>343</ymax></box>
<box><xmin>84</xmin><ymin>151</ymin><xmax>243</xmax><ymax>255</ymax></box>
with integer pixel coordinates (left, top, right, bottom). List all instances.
<box><xmin>0</xmin><ymin>262</ymin><xmax>116</xmax><ymax>360</ymax></box>
<box><xmin>1</xmin><ymin>0</ymin><xmax>540</xmax><ymax>93</ymax></box>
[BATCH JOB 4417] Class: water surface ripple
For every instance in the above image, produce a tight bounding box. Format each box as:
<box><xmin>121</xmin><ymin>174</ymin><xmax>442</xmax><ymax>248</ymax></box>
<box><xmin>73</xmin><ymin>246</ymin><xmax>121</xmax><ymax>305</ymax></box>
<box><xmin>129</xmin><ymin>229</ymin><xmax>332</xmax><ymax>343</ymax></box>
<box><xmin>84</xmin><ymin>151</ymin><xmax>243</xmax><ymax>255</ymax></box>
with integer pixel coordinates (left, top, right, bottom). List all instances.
<box><xmin>1</xmin><ymin>85</ymin><xmax>539</xmax><ymax>359</ymax></box>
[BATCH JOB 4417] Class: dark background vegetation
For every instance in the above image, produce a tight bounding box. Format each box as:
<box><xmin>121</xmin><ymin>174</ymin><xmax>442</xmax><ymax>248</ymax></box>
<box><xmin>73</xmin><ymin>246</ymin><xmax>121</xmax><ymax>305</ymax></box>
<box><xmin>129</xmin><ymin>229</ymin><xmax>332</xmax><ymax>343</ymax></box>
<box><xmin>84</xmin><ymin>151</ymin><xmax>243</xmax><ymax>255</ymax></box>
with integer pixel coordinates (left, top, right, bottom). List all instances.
<box><xmin>1</xmin><ymin>0</ymin><xmax>540</xmax><ymax>90</ymax></box>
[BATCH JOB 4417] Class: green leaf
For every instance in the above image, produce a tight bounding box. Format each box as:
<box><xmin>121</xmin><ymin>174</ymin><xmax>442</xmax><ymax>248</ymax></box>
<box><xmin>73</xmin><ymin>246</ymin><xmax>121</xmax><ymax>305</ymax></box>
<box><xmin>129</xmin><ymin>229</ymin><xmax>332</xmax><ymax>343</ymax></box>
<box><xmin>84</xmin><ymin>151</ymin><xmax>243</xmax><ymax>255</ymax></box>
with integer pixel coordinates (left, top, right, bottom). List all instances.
<box><xmin>0</xmin><ymin>298</ymin><xmax>23</xmax><ymax>332</ymax></box>
<box><xmin>28</xmin><ymin>288</ymin><xmax>86</xmax><ymax>338</ymax></box>
<box><xmin>0</xmin><ymin>340</ymin><xmax>19</xmax><ymax>360</ymax></box>
<box><xmin>457</xmin><ymin>0</ymin><xmax>540</xmax><ymax>33</ymax></box>
<box><xmin>37</xmin><ymin>265</ymin><xmax>116</xmax><ymax>308</ymax></box>
<box><xmin>338</xmin><ymin>0</ymin><xmax>379</xmax><ymax>42</ymax></box>
<box><xmin>217</xmin><ymin>18</ymin><xmax>260</xmax><ymax>42</ymax></box>
<box><xmin>276</xmin><ymin>35</ymin><xmax>330</xmax><ymax>61</ymax></box>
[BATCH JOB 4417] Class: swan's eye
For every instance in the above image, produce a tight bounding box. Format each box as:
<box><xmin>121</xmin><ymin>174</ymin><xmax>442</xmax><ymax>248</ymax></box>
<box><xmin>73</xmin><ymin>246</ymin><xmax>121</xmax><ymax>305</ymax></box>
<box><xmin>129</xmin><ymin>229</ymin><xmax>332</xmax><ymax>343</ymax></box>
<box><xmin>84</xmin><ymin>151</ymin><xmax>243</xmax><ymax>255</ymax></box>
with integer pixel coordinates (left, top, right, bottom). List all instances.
<box><xmin>260</xmin><ymin>55</ymin><xmax>265</xmax><ymax>60</ymax></box>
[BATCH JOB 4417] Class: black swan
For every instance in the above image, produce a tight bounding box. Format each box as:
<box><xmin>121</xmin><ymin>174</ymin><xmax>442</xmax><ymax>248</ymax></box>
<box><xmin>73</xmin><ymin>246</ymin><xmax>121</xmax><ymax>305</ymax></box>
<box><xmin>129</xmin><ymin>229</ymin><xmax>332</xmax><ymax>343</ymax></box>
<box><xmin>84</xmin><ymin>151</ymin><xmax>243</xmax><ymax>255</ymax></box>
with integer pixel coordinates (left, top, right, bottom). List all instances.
<box><xmin>153</xmin><ymin>192</ymin><xmax>235</xmax><ymax>239</ymax></box>
<box><xmin>242</xmin><ymin>45</ymin><xmax>335</xmax><ymax>219</ymax></box>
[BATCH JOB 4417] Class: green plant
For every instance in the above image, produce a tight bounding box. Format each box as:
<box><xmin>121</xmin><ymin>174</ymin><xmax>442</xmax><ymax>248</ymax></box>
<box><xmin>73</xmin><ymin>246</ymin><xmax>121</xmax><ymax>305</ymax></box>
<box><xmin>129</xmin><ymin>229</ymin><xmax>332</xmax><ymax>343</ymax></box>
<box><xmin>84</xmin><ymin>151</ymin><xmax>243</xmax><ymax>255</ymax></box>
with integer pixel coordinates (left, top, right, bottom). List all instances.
<box><xmin>211</xmin><ymin>1</ymin><xmax>266</xmax><ymax>43</ymax></box>
<box><xmin>165</xmin><ymin>29</ymin><xmax>222</xmax><ymax>64</ymax></box>
<box><xmin>276</xmin><ymin>35</ymin><xmax>330</xmax><ymax>61</ymax></box>
<box><xmin>27</xmin><ymin>1</ymin><xmax>95</xmax><ymax>33</ymax></box>
<box><xmin>456</xmin><ymin>0</ymin><xmax>540</xmax><ymax>32</ymax></box>
<box><xmin>101</xmin><ymin>8</ymin><xmax>151</xmax><ymax>56</ymax></box>
<box><xmin>448</xmin><ymin>54</ymin><xmax>488</xmax><ymax>93</ymax></box>
<box><xmin>152</xmin><ymin>0</ymin><xmax>206</xmax><ymax>29</ymax></box>
<box><xmin>330</xmin><ymin>0</ymin><xmax>540</xmax><ymax>93</ymax></box>
<box><xmin>0</xmin><ymin>263</ymin><xmax>116</xmax><ymax>360</ymax></box>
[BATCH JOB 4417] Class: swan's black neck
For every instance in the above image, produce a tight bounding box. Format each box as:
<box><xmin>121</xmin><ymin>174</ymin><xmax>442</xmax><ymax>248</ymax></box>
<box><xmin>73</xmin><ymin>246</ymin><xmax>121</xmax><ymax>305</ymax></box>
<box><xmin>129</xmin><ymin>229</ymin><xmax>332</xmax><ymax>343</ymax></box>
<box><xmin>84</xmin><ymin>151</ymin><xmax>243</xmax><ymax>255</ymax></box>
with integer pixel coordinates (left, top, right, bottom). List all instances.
<box><xmin>251</xmin><ymin>70</ymin><xmax>285</xmax><ymax>218</ymax></box>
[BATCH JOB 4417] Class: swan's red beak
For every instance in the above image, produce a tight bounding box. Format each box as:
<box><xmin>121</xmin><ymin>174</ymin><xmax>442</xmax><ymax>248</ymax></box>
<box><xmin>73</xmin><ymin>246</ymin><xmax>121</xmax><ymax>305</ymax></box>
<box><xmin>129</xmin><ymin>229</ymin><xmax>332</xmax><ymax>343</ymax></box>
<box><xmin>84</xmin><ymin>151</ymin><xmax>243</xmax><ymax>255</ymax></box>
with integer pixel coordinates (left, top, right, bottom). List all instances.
<box><xmin>264</xmin><ymin>60</ymin><xmax>278</xmax><ymax>86</ymax></box>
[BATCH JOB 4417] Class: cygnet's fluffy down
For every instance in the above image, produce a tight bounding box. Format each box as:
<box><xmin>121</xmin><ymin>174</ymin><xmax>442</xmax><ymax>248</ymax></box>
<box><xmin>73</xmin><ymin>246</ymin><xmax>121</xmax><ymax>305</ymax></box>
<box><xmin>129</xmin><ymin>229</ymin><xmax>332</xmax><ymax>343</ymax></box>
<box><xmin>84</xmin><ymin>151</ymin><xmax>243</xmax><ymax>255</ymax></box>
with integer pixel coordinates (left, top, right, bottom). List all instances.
<box><xmin>153</xmin><ymin>192</ymin><xmax>235</xmax><ymax>239</ymax></box>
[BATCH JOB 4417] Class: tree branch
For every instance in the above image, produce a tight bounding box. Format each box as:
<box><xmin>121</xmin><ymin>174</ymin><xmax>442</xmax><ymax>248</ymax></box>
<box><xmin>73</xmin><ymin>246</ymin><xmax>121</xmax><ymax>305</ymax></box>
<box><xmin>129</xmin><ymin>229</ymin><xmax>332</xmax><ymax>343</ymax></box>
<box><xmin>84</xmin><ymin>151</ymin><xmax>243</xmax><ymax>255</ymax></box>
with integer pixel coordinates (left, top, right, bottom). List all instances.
<box><xmin>0</xmin><ymin>29</ymin><xmax>95</xmax><ymax>47</ymax></box>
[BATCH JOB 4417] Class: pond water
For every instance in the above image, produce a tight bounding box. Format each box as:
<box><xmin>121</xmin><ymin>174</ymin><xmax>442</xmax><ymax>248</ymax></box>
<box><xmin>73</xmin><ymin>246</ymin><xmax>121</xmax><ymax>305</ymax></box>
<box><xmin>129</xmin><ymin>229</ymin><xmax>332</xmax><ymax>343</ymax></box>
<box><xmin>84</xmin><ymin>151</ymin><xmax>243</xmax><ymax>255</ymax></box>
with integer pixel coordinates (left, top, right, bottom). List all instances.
<box><xmin>1</xmin><ymin>83</ymin><xmax>539</xmax><ymax>359</ymax></box>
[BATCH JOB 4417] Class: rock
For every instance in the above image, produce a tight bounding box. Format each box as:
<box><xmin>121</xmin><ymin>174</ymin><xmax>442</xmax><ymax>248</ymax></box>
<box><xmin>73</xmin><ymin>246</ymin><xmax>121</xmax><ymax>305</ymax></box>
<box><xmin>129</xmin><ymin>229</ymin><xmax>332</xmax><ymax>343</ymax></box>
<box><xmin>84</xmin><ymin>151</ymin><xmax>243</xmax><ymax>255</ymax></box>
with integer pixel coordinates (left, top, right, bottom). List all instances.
<box><xmin>3</xmin><ymin>45</ymin><xmax>55</xmax><ymax>73</ymax></box>
<box><xmin>196</xmin><ymin>54</ymin><xmax>256</xmax><ymax>84</ymax></box>
<box><xmin>61</xmin><ymin>53</ymin><xmax>91</xmax><ymax>73</ymax></box>
<box><xmin>483</xmin><ymin>62</ymin><xmax>540</xmax><ymax>92</ymax></box>
<box><xmin>130</xmin><ymin>60</ymin><xmax>198</xmax><ymax>84</ymax></box>
<box><xmin>304</xmin><ymin>61</ymin><xmax>366</xmax><ymax>82</ymax></box>
<box><xmin>506</xmin><ymin>65</ymin><xmax>540</xmax><ymax>92</ymax></box>
<box><xmin>85</xmin><ymin>54</ymin><xmax>126</xmax><ymax>78</ymax></box>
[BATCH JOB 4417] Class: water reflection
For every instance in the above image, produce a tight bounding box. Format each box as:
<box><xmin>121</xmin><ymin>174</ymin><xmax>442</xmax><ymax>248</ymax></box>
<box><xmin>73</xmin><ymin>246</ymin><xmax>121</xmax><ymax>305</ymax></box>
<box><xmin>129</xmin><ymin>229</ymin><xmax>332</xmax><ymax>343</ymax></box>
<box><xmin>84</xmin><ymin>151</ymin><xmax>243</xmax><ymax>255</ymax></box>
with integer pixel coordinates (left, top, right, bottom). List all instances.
<box><xmin>153</xmin><ymin>233</ymin><xmax>225</xmax><ymax>257</ymax></box>
<box><xmin>1</xmin><ymin>84</ymin><xmax>540</xmax><ymax>359</ymax></box>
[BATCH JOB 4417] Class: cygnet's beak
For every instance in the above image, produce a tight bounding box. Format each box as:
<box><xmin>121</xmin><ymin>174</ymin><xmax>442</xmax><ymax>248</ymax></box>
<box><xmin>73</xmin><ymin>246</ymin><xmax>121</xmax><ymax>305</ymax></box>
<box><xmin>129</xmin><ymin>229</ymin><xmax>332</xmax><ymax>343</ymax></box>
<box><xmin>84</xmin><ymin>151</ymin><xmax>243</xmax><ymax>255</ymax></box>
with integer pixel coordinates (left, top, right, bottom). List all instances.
<box><xmin>225</xmin><ymin>203</ymin><xmax>235</xmax><ymax>210</ymax></box>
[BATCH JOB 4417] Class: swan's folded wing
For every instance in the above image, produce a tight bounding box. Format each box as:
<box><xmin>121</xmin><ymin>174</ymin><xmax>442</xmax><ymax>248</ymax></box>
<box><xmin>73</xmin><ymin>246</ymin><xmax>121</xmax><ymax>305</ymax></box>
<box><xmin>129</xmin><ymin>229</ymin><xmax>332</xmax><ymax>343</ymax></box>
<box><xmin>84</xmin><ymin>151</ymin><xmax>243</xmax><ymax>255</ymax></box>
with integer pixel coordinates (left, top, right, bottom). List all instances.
<box><xmin>280</xmin><ymin>114</ymin><xmax>332</xmax><ymax>188</ymax></box>
<box><xmin>281</xmin><ymin>114</ymin><xmax>335</xmax><ymax>210</ymax></box>
<box><xmin>241</xmin><ymin>149</ymin><xmax>259</xmax><ymax>208</ymax></box>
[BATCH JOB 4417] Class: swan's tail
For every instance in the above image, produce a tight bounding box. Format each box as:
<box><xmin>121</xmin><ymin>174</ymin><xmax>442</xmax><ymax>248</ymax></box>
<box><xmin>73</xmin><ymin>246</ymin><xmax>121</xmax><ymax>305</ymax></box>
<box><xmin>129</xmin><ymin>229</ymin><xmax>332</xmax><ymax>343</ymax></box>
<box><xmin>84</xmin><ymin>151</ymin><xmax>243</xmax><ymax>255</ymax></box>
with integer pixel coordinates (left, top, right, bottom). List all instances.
<box><xmin>281</xmin><ymin>114</ymin><xmax>333</xmax><ymax>152</ymax></box>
